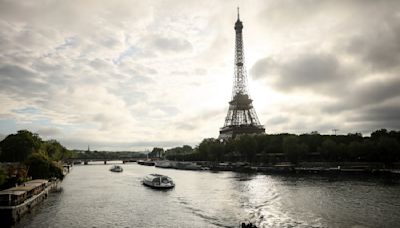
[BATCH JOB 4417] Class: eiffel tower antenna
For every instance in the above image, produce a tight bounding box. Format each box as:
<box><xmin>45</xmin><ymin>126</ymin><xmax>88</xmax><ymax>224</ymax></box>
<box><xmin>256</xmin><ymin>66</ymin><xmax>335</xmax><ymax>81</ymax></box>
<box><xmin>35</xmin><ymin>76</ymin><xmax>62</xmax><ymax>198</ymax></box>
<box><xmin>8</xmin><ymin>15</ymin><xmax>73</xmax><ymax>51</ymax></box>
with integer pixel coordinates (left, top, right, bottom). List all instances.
<box><xmin>219</xmin><ymin>9</ymin><xmax>265</xmax><ymax>140</ymax></box>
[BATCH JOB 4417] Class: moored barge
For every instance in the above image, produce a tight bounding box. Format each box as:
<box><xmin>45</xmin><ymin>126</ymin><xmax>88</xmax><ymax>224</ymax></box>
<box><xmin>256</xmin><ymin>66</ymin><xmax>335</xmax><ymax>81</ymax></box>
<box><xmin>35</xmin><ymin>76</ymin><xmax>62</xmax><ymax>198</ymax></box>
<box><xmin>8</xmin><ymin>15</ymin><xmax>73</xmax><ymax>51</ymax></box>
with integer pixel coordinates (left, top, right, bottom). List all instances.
<box><xmin>0</xmin><ymin>179</ymin><xmax>59</xmax><ymax>225</ymax></box>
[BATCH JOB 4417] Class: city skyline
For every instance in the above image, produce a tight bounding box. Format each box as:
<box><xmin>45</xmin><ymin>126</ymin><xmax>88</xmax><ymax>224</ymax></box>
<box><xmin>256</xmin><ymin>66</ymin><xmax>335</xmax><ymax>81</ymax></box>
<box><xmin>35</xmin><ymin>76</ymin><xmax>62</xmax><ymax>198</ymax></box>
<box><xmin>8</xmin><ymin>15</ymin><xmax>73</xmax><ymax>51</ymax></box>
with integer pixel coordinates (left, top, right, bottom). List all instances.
<box><xmin>1</xmin><ymin>0</ymin><xmax>399</xmax><ymax>150</ymax></box>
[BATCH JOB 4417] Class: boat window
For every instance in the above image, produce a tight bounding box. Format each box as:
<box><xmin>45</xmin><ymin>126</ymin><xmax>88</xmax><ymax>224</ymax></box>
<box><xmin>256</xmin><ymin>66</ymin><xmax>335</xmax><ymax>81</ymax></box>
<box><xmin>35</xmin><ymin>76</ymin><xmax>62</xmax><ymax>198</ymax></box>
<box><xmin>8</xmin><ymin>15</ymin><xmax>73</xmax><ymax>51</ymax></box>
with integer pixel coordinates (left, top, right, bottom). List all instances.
<box><xmin>161</xmin><ymin>177</ymin><xmax>171</xmax><ymax>183</ymax></box>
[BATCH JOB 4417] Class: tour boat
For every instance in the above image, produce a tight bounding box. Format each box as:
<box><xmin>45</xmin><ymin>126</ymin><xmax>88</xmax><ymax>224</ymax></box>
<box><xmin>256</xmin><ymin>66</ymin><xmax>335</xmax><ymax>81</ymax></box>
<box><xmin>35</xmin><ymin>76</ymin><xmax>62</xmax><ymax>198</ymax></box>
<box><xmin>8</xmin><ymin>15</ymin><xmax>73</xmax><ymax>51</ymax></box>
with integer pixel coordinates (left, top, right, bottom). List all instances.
<box><xmin>174</xmin><ymin>161</ymin><xmax>202</xmax><ymax>170</ymax></box>
<box><xmin>155</xmin><ymin>160</ymin><xmax>172</xmax><ymax>168</ymax></box>
<box><xmin>142</xmin><ymin>174</ymin><xmax>175</xmax><ymax>189</ymax></box>
<box><xmin>137</xmin><ymin>160</ymin><xmax>155</xmax><ymax>166</ymax></box>
<box><xmin>110</xmin><ymin>165</ymin><xmax>123</xmax><ymax>172</ymax></box>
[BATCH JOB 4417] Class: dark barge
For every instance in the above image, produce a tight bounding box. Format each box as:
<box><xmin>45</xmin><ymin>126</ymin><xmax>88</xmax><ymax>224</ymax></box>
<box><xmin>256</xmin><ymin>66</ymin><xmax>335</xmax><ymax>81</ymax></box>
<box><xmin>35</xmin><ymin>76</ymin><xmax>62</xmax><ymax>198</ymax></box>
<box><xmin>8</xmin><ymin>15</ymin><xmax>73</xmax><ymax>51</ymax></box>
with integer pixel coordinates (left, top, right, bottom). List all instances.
<box><xmin>0</xmin><ymin>179</ymin><xmax>59</xmax><ymax>225</ymax></box>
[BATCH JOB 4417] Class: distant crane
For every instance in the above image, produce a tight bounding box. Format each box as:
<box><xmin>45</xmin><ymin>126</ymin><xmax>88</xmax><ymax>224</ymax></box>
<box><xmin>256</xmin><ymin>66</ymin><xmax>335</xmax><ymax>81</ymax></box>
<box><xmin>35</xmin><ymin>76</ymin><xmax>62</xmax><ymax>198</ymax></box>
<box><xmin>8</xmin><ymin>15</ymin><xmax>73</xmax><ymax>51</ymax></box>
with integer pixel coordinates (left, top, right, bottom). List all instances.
<box><xmin>332</xmin><ymin>129</ymin><xmax>339</xmax><ymax>135</ymax></box>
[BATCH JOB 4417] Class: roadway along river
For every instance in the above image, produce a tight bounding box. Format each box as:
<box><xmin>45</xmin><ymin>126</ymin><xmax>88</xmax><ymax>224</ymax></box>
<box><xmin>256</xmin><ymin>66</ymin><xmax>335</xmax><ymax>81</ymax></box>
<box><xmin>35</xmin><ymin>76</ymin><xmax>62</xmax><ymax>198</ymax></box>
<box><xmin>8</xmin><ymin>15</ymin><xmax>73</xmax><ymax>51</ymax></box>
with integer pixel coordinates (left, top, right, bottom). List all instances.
<box><xmin>15</xmin><ymin>163</ymin><xmax>400</xmax><ymax>227</ymax></box>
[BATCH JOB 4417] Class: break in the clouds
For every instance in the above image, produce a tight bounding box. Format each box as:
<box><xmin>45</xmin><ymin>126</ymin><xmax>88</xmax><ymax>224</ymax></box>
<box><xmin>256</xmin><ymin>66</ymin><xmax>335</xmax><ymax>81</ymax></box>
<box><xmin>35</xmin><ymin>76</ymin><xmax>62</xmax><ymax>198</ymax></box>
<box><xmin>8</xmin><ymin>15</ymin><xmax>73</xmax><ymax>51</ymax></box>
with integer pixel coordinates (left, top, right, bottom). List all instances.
<box><xmin>0</xmin><ymin>0</ymin><xmax>399</xmax><ymax>150</ymax></box>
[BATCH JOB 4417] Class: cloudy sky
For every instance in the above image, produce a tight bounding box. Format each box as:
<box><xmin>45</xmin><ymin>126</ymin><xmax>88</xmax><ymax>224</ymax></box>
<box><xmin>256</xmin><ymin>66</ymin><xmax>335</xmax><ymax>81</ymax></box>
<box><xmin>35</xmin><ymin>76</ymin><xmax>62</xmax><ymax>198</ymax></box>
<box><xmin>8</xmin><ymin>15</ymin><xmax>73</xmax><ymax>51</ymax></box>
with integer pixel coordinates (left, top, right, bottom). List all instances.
<box><xmin>0</xmin><ymin>0</ymin><xmax>399</xmax><ymax>150</ymax></box>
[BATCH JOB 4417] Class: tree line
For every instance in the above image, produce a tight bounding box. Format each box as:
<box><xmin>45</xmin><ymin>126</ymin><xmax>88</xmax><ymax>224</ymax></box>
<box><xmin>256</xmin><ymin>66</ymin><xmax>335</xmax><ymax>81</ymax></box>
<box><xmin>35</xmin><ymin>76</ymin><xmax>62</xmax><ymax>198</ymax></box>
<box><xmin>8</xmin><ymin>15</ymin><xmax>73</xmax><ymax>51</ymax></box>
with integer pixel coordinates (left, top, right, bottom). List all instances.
<box><xmin>164</xmin><ymin>129</ymin><xmax>400</xmax><ymax>166</ymax></box>
<box><xmin>0</xmin><ymin>130</ymin><xmax>71</xmax><ymax>188</ymax></box>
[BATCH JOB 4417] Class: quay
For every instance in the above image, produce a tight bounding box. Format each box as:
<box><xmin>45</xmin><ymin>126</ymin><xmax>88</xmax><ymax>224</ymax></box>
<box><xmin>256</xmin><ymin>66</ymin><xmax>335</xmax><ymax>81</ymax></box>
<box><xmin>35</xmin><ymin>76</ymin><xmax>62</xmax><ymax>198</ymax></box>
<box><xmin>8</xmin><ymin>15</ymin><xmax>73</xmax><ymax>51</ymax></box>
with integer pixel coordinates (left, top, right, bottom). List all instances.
<box><xmin>0</xmin><ymin>179</ymin><xmax>60</xmax><ymax>225</ymax></box>
<box><xmin>150</xmin><ymin>160</ymin><xmax>400</xmax><ymax>176</ymax></box>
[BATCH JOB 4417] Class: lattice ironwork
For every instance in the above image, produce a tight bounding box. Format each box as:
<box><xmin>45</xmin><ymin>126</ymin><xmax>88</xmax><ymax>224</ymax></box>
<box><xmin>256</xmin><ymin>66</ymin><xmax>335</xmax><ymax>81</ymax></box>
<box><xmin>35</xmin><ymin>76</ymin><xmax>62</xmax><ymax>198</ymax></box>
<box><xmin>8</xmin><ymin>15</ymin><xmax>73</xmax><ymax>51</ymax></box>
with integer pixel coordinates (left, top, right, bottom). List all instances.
<box><xmin>219</xmin><ymin>9</ymin><xmax>265</xmax><ymax>139</ymax></box>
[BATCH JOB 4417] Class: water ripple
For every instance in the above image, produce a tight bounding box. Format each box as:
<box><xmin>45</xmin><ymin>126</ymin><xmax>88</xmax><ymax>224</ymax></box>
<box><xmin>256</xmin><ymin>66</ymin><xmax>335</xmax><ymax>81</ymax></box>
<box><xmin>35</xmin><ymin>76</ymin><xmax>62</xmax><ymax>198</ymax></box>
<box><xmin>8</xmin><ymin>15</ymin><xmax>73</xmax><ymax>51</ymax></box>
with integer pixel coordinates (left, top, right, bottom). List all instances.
<box><xmin>13</xmin><ymin>164</ymin><xmax>400</xmax><ymax>228</ymax></box>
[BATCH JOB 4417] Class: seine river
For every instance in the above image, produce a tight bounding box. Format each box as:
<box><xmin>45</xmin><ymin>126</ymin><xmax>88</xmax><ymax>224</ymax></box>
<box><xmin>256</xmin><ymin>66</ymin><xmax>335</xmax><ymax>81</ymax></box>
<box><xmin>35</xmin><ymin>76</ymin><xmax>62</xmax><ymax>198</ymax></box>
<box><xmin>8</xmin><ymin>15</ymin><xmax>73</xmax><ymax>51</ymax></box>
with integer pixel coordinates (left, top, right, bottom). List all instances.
<box><xmin>15</xmin><ymin>163</ymin><xmax>400</xmax><ymax>228</ymax></box>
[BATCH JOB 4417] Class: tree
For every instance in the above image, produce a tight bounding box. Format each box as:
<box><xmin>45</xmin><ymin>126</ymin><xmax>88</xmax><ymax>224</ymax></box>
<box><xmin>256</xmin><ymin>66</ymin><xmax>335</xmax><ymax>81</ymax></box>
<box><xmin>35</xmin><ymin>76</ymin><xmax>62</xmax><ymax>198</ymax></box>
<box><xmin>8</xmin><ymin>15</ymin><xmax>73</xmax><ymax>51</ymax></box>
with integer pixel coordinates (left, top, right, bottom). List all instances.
<box><xmin>319</xmin><ymin>139</ymin><xmax>339</xmax><ymax>161</ymax></box>
<box><xmin>165</xmin><ymin>145</ymin><xmax>194</xmax><ymax>160</ymax></box>
<box><xmin>198</xmin><ymin>138</ymin><xmax>214</xmax><ymax>160</ymax></box>
<box><xmin>0</xmin><ymin>167</ymin><xmax>6</xmax><ymax>186</ymax></box>
<box><xmin>371</xmin><ymin>129</ymin><xmax>389</xmax><ymax>140</ymax></box>
<box><xmin>299</xmin><ymin>133</ymin><xmax>323</xmax><ymax>153</ymax></box>
<box><xmin>42</xmin><ymin>140</ymin><xmax>71</xmax><ymax>161</ymax></box>
<box><xmin>376</xmin><ymin>137</ymin><xmax>400</xmax><ymax>165</ymax></box>
<box><xmin>25</xmin><ymin>153</ymin><xmax>64</xmax><ymax>179</ymax></box>
<box><xmin>234</xmin><ymin>135</ymin><xmax>257</xmax><ymax>162</ymax></box>
<box><xmin>0</xmin><ymin>130</ymin><xmax>42</xmax><ymax>162</ymax></box>
<box><xmin>348</xmin><ymin>141</ymin><xmax>363</xmax><ymax>161</ymax></box>
<box><xmin>283</xmin><ymin>136</ymin><xmax>309</xmax><ymax>164</ymax></box>
<box><xmin>208</xmin><ymin>140</ymin><xmax>225</xmax><ymax>162</ymax></box>
<box><xmin>149</xmin><ymin>147</ymin><xmax>164</xmax><ymax>158</ymax></box>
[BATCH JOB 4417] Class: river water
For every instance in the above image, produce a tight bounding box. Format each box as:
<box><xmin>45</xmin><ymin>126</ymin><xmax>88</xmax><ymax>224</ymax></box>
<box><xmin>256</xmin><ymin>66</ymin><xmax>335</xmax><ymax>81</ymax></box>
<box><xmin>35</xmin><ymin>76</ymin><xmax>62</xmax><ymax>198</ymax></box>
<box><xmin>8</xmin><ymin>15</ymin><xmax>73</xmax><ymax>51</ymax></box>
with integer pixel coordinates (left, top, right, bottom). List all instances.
<box><xmin>15</xmin><ymin>163</ymin><xmax>400</xmax><ymax>228</ymax></box>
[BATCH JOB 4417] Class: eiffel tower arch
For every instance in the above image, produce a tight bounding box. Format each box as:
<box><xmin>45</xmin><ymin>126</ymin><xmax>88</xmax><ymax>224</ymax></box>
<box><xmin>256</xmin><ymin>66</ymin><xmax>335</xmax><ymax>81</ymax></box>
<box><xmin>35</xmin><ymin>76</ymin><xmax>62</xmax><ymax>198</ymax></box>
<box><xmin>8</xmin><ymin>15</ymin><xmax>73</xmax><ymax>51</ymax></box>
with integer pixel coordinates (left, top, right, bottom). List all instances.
<box><xmin>219</xmin><ymin>8</ymin><xmax>265</xmax><ymax>140</ymax></box>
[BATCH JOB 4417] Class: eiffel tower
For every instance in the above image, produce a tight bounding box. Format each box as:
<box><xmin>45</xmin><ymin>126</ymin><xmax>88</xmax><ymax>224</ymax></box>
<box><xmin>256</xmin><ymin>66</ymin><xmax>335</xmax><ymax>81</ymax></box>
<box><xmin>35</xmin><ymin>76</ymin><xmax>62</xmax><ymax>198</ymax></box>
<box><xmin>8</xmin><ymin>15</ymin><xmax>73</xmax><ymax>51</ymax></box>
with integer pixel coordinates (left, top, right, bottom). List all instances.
<box><xmin>219</xmin><ymin>8</ymin><xmax>265</xmax><ymax>140</ymax></box>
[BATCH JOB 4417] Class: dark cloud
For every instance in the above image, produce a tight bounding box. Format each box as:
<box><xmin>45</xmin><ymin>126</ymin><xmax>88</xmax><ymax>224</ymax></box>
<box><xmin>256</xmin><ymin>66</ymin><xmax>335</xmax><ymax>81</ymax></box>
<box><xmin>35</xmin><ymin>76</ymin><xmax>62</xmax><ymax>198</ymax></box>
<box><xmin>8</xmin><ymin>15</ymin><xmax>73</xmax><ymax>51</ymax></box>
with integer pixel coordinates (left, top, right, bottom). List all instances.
<box><xmin>346</xmin><ymin>103</ymin><xmax>400</xmax><ymax>133</ymax></box>
<box><xmin>0</xmin><ymin>63</ymin><xmax>48</xmax><ymax>98</ymax></box>
<box><xmin>250</xmin><ymin>57</ymin><xmax>276</xmax><ymax>80</ymax></box>
<box><xmin>322</xmin><ymin>77</ymin><xmax>400</xmax><ymax>113</ymax></box>
<box><xmin>251</xmin><ymin>53</ymin><xmax>343</xmax><ymax>92</ymax></box>
<box><xmin>351</xmin><ymin>105</ymin><xmax>400</xmax><ymax>124</ymax></box>
<box><xmin>250</xmin><ymin>1</ymin><xmax>400</xmax><ymax>135</ymax></box>
<box><xmin>265</xmin><ymin>116</ymin><xmax>288</xmax><ymax>126</ymax></box>
<box><xmin>279</xmin><ymin>54</ymin><xmax>339</xmax><ymax>89</ymax></box>
<box><xmin>343</xmin><ymin>4</ymin><xmax>400</xmax><ymax>71</ymax></box>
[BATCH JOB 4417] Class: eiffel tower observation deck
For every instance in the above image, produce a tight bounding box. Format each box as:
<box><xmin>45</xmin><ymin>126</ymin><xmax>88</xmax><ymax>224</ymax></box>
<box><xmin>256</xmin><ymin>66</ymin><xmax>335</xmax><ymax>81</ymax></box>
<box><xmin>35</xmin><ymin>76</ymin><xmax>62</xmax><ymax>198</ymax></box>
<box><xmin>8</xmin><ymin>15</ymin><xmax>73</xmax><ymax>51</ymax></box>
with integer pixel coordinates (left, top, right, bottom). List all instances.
<box><xmin>219</xmin><ymin>8</ymin><xmax>265</xmax><ymax>140</ymax></box>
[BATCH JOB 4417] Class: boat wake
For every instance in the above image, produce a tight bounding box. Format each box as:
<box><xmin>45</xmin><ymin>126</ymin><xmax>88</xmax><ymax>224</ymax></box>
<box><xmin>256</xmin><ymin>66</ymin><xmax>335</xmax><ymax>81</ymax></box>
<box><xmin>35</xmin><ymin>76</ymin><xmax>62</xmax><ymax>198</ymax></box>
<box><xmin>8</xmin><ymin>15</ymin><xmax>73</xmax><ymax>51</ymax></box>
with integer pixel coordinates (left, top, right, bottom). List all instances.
<box><xmin>176</xmin><ymin>197</ymin><xmax>232</xmax><ymax>228</ymax></box>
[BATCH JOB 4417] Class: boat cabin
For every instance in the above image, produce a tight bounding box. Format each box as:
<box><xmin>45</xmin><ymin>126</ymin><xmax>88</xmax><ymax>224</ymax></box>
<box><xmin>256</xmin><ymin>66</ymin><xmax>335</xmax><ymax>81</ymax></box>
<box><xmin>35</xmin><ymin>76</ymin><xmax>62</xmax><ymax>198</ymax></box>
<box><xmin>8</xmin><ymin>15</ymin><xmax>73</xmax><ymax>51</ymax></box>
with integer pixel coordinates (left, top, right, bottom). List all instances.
<box><xmin>0</xmin><ymin>179</ymin><xmax>49</xmax><ymax>206</ymax></box>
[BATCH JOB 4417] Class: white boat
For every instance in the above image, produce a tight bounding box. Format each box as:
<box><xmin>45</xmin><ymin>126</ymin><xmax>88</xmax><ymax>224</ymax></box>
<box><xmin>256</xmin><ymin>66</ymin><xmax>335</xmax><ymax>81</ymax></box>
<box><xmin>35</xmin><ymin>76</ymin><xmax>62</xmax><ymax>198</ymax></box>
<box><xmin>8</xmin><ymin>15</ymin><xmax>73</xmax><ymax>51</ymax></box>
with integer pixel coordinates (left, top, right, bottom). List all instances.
<box><xmin>142</xmin><ymin>174</ymin><xmax>175</xmax><ymax>189</ymax></box>
<box><xmin>137</xmin><ymin>160</ymin><xmax>155</xmax><ymax>166</ymax></box>
<box><xmin>155</xmin><ymin>160</ymin><xmax>172</xmax><ymax>168</ymax></box>
<box><xmin>110</xmin><ymin>165</ymin><xmax>123</xmax><ymax>172</ymax></box>
<box><xmin>175</xmin><ymin>161</ymin><xmax>202</xmax><ymax>170</ymax></box>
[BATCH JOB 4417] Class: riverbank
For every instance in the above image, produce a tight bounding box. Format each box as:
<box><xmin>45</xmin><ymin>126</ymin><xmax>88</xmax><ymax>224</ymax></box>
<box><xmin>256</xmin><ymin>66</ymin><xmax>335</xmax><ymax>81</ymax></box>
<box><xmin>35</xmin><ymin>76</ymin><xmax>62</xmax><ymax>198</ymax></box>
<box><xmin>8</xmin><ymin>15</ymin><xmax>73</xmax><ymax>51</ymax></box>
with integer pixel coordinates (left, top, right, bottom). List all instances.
<box><xmin>151</xmin><ymin>160</ymin><xmax>400</xmax><ymax>177</ymax></box>
<box><xmin>0</xmin><ymin>179</ymin><xmax>60</xmax><ymax>225</ymax></box>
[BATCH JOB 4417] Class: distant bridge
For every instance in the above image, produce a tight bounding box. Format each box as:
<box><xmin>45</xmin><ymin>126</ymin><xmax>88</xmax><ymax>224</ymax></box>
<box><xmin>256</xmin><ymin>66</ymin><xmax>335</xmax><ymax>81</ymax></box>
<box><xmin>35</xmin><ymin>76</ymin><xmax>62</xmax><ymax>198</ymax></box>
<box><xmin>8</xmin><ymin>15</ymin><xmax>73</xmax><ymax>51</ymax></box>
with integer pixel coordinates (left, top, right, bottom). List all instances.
<box><xmin>66</xmin><ymin>157</ymin><xmax>147</xmax><ymax>165</ymax></box>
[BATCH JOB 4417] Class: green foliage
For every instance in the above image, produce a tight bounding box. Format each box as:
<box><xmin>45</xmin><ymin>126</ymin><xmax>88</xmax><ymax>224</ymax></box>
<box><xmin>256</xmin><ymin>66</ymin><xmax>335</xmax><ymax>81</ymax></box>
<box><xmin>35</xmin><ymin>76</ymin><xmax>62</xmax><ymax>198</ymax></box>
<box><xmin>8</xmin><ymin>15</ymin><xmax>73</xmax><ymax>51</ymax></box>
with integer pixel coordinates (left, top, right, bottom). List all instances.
<box><xmin>0</xmin><ymin>130</ymin><xmax>73</xmax><ymax>182</ymax></box>
<box><xmin>0</xmin><ymin>130</ymin><xmax>42</xmax><ymax>162</ymax></box>
<box><xmin>149</xmin><ymin>147</ymin><xmax>164</xmax><ymax>158</ymax></box>
<box><xmin>319</xmin><ymin>139</ymin><xmax>339</xmax><ymax>161</ymax></box>
<box><xmin>198</xmin><ymin>138</ymin><xmax>220</xmax><ymax>160</ymax></box>
<box><xmin>234</xmin><ymin>135</ymin><xmax>257</xmax><ymax>162</ymax></box>
<box><xmin>376</xmin><ymin>137</ymin><xmax>400</xmax><ymax>165</ymax></box>
<box><xmin>371</xmin><ymin>129</ymin><xmax>389</xmax><ymax>140</ymax></box>
<box><xmin>167</xmin><ymin>129</ymin><xmax>400</xmax><ymax>165</ymax></box>
<box><xmin>42</xmin><ymin>139</ymin><xmax>72</xmax><ymax>161</ymax></box>
<box><xmin>25</xmin><ymin>153</ymin><xmax>64</xmax><ymax>180</ymax></box>
<box><xmin>0</xmin><ymin>130</ymin><xmax>74</xmax><ymax>163</ymax></box>
<box><xmin>0</xmin><ymin>167</ymin><xmax>6</xmax><ymax>186</ymax></box>
<box><xmin>283</xmin><ymin>136</ymin><xmax>308</xmax><ymax>164</ymax></box>
<box><xmin>165</xmin><ymin>145</ymin><xmax>197</xmax><ymax>161</ymax></box>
